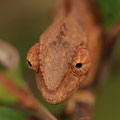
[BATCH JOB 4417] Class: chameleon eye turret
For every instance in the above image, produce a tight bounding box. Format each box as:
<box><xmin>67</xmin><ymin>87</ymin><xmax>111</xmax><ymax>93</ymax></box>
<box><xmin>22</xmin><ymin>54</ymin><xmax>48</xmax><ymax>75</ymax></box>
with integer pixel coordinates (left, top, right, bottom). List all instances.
<box><xmin>27</xmin><ymin>60</ymin><xmax>32</xmax><ymax>67</ymax></box>
<box><xmin>27</xmin><ymin>43</ymin><xmax>39</xmax><ymax>73</ymax></box>
<box><xmin>72</xmin><ymin>49</ymin><xmax>92</xmax><ymax>76</ymax></box>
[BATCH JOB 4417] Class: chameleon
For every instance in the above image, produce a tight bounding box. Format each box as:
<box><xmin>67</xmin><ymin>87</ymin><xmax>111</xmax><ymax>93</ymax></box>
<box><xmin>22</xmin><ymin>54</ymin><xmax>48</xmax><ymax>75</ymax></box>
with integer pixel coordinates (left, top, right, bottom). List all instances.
<box><xmin>27</xmin><ymin>0</ymin><xmax>120</xmax><ymax>108</ymax></box>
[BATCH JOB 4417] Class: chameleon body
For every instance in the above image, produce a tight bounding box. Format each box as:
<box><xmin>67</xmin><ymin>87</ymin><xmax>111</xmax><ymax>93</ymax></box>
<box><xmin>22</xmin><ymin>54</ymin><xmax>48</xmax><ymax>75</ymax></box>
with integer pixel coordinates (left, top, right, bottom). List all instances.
<box><xmin>27</xmin><ymin>0</ymin><xmax>105</xmax><ymax>104</ymax></box>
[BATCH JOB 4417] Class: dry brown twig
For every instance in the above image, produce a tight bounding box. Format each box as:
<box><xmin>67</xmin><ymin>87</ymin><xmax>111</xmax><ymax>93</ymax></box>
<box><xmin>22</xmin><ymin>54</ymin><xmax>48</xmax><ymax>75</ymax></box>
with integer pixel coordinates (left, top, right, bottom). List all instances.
<box><xmin>0</xmin><ymin>73</ymin><xmax>57</xmax><ymax>120</ymax></box>
<box><xmin>0</xmin><ymin>40</ymin><xmax>57</xmax><ymax>120</ymax></box>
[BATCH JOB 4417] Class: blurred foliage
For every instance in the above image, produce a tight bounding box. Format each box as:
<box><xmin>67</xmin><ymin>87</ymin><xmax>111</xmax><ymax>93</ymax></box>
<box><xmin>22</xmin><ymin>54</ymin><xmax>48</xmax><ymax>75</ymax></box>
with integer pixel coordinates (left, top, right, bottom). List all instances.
<box><xmin>0</xmin><ymin>66</ymin><xmax>24</xmax><ymax>104</ymax></box>
<box><xmin>0</xmin><ymin>106</ymin><xmax>26</xmax><ymax>120</ymax></box>
<box><xmin>98</xmin><ymin>0</ymin><xmax>120</xmax><ymax>28</ymax></box>
<box><xmin>0</xmin><ymin>84</ymin><xmax>18</xmax><ymax>104</ymax></box>
<box><xmin>0</xmin><ymin>0</ymin><xmax>120</xmax><ymax>120</ymax></box>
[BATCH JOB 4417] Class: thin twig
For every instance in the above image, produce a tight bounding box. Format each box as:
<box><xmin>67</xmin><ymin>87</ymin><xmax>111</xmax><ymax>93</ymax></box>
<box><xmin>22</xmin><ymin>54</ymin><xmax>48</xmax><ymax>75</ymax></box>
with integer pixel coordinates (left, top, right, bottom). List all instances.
<box><xmin>0</xmin><ymin>40</ymin><xmax>57</xmax><ymax>120</ymax></box>
<box><xmin>0</xmin><ymin>73</ymin><xmax>57</xmax><ymax>120</ymax></box>
<box><xmin>105</xmin><ymin>18</ymin><xmax>120</xmax><ymax>56</ymax></box>
<box><xmin>73</xmin><ymin>102</ymin><xmax>93</xmax><ymax>120</ymax></box>
<box><xmin>107</xmin><ymin>18</ymin><xmax>120</xmax><ymax>43</ymax></box>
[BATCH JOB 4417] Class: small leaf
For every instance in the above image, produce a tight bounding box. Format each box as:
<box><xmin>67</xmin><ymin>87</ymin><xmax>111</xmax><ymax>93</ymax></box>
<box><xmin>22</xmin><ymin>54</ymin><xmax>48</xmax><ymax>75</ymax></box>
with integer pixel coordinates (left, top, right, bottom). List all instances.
<box><xmin>98</xmin><ymin>0</ymin><xmax>120</xmax><ymax>28</ymax></box>
<box><xmin>0</xmin><ymin>66</ymin><xmax>24</xmax><ymax>104</ymax></box>
<box><xmin>0</xmin><ymin>85</ymin><xmax>18</xmax><ymax>104</ymax></box>
<box><xmin>0</xmin><ymin>106</ymin><xmax>26</xmax><ymax>120</ymax></box>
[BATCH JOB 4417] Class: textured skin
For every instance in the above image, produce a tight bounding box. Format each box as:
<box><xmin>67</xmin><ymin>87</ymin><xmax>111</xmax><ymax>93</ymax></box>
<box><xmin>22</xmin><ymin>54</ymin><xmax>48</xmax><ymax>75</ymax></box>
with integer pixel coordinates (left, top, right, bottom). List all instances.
<box><xmin>27</xmin><ymin>0</ymin><xmax>105</xmax><ymax>104</ymax></box>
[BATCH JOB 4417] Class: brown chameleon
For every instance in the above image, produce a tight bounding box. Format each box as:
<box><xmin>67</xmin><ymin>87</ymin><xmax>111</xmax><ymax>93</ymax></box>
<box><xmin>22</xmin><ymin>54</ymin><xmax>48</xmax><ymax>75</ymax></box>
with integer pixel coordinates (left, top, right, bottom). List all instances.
<box><xmin>27</xmin><ymin>0</ymin><xmax>119</xmax><ymax>106</ymax></box>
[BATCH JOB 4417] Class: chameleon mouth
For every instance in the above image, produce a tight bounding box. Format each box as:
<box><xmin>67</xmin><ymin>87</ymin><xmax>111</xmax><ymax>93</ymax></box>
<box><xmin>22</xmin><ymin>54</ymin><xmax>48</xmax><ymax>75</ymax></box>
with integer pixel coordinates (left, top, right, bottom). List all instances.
<box><xmin>36</xmin><ymin>72</ymin><xmax>85</xmax><ymax>104</ymax></box>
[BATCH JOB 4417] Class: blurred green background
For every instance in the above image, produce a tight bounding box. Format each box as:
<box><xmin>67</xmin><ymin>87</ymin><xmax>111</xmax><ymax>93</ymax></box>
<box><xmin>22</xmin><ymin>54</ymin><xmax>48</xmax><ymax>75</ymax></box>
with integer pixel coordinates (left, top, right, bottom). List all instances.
<box><xmin>0</xmin><ymin>0</ymin><xmax>120</xmax><ymax>120</ymax></box>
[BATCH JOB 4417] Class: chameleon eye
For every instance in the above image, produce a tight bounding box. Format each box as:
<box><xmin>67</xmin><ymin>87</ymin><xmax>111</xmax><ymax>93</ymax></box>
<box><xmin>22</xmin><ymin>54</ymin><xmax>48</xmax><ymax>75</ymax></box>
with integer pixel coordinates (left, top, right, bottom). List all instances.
<box><xmin>27</xmin><ymin>58</ymin><xmax>39</xmax><ymax>73</ymax></box>
<box><xmin>27</xmin><ymin>43</ymin><xmax>39</xmax><ymax>73</ymax></box>
<box><xmin>76</xmin><ymin>63</ymin><xmax>82</xmax><ymax>68</ymax></box>
<box><xmin>72</xmin><ymin>49</ymin><xmax>92</xmax><ymax>75</ymax></box>
<box><xmin>27</xmin><ymin>60</ymin><xmax>32</xmax><ymax>67</ymax></box>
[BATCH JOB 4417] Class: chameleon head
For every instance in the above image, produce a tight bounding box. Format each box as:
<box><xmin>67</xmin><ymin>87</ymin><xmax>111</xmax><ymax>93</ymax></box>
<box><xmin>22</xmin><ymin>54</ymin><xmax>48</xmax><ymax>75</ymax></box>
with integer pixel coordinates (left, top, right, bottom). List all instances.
<box><xmin>27</xmin><ymin>44</ymin><xmax>92</xmax><ymax>104</ymax></box>
<box><xmin>27</xmin><ymin>17</ymin><xmax>92</xmax><ymax>104</ymax></box>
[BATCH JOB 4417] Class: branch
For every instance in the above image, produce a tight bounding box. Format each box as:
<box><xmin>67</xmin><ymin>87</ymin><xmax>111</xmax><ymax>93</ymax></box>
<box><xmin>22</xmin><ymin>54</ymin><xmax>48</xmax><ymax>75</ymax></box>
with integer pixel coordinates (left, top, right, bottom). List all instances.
<box><xmin>0</xmin><ymin>73</ymin><xmax>57</xmax><ymax>120</ymax></box>
<box><xmin>73</xmin><ymin>102</ymin><xmax>93</xmax><ymax>120</ymax></box>
<box><xmin>107</xmin><ymin>18</ymin><xmax>120</xmax><ymax>43</ymax></box>
<box><xmin>105</xmin><ymin>18</ymin><xmax>120</xmax><ymax>55</ymax></box>
<box><xmin>66</xmin><ymin>90</ymin><xmax>95</xmax><ymax>120</ymax></box>
<box><xmin>0</xmin><ymin>40</ymin><xmax>57</xmax><ymax>120</ymax></box>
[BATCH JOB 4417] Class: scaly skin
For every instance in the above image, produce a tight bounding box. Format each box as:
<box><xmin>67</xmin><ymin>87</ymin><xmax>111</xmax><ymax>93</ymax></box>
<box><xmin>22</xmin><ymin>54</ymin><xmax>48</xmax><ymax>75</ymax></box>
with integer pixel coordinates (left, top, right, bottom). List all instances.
<box><xmin>27</xmin><ymin>0</ymin><xmax>105</xmax><ymax>104</ymax></box>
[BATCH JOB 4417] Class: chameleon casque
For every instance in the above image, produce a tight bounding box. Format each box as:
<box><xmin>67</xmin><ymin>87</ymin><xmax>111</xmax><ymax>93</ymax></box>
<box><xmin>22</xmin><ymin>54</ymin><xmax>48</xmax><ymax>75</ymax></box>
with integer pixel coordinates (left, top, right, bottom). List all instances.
<box><xmin>27</xmin><ymin>0</ymin><xmax>119</xmax><ymax>110</ymax></box>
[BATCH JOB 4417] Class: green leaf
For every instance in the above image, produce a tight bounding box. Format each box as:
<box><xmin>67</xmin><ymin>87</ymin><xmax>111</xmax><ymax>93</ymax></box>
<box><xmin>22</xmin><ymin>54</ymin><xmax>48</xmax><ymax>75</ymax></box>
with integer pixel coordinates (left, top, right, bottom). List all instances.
<box><xmin>0</xmin><ymin>106</ymin><xmax>26</xmax><ymax>120</ymax></box>
<box><xmin>0</xmin><ymin>85</ymin><xmax>18</xmax><ymax>104</ymax></box>
<box><xmin>97</xmin><ymin>0</ymin><xmax>120</xmax><ymax>28</ymax></box>
<box><xmin>0</xmin><ymin>66</ymin><xmax>24</xmax><ymax>104</ymax></box>
<box><xmin>3</xmin><ymin>65</ymin><xmax>24</xmax><ymax>88</ymax></box>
